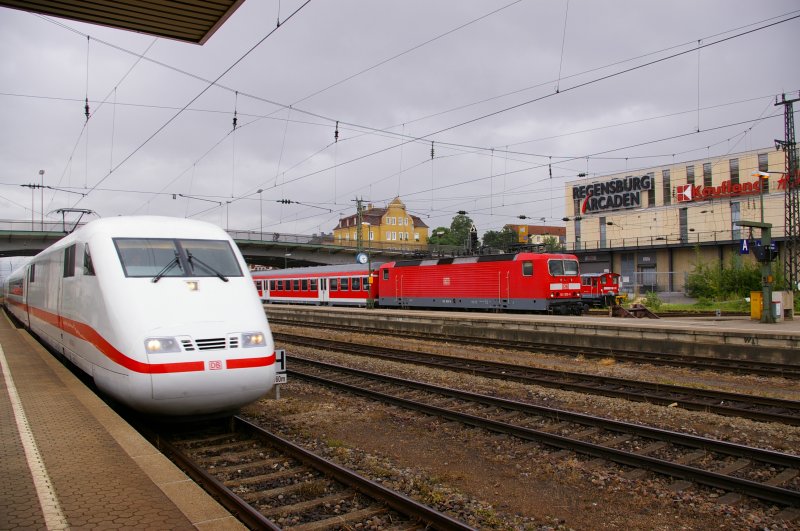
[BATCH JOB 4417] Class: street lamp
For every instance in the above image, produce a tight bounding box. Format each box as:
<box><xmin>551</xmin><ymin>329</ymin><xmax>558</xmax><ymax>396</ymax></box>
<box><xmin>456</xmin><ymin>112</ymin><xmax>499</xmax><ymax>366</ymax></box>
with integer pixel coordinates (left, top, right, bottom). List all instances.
<box><xmin>752</xmin><ymin>172</ymin><xmax>770</xmax><ymax>224</ymax></box>
<box><xmin>257</xmin><ymin>189</ymin><xmax>263</xmax><ymax>239</ymax></box>
<box><xmin>39</xmin><ymin>169</ymin><xmax>44</xmax><ymax>230</ymax></box>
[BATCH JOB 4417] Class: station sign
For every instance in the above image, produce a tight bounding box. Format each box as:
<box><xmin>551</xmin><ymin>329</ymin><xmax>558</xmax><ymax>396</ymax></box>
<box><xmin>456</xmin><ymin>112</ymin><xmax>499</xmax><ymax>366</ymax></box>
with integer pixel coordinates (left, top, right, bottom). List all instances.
<box><xmin>573</xmin><ymin>175</ymin><xmax>654</xmax><ymax>214</ymax></box>
<box><xmin>275</xmin><ymin>349</ymin><xmax>287</xmax><ymax>384</ymax></box>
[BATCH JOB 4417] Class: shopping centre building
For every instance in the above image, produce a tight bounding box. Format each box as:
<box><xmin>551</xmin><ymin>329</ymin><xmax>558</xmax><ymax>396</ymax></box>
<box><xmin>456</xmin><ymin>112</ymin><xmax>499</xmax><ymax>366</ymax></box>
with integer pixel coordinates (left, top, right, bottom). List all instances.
<box><xmin>562</xmin><ymin>147</ymin><xmax>790</xmax><ymax>297</ymax></box>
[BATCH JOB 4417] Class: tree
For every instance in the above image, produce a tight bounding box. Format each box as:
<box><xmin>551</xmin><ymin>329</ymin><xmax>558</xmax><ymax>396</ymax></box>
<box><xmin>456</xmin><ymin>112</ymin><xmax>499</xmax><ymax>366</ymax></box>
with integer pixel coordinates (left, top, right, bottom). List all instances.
<box><xmin>542</xmin><ymin>235</ymin><xmax>565</xmax><ymax>252</ymax></box>
<box><xmin>449</xmin><ymin>213</ymin><xmax>474</xmax><ymax>247</ymax></box>
<box><xmin>428</xmin><ymin>226</ymin><xmax>453</xmax><ymax>245</ymax></box>
<box><xmin>482</xmin><ymin>227</ymin><xmax>517</xmax><ymax>251</ymax></box>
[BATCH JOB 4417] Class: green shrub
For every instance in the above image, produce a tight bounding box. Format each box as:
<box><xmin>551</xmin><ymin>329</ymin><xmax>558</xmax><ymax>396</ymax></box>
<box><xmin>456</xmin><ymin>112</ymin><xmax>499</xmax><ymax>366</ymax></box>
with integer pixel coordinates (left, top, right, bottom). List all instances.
<box><xmin>644</xmin><ymin>291</ymin><xmax>662</xmax><ymax>310</ymax></box>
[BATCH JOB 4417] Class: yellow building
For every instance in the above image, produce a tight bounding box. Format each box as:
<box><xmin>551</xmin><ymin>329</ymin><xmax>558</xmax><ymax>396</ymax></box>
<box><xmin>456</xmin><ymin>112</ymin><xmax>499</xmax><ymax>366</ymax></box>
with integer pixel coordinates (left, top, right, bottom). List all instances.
<box><xmin>333</xmin><ymin>198</ymin><xmax>429</xmax><ymax>247</ymax></box>
<box><xmin>563</xmin><ymin>148</ymin><xmax>789</xmax><ymax>297</ymax></box>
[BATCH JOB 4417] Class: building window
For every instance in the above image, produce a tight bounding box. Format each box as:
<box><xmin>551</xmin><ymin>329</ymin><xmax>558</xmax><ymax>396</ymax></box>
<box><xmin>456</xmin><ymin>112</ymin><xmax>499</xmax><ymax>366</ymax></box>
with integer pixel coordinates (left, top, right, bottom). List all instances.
<box><xmin>679</xmin><ymin>207</ymin><xmax>688</xmax><ymax>243</ymax></box>
<box><xmin>703</xmin><ymin>163</ymin><xmax>712</xmax><ymax>188</ymax></box>
<box><xmin>369</xmin><ymin>231</ymin><xmax>374</xmax><ymax>241</ymax></box>
<box><xmin>647</xmin><ymin>172</ymin><xmax>655</xmax><ymax>207</ymax></box>
<box><xmin>686</xmin><ymin>165</ymin><xmax>695</xmax><ymax>186</ymax></box>
<box><xmin>662</xmin><ymin>169</ymin><xmax>671</xmax><ymax>205</ymax></box>
<box><xmin>729</xmin><ymin>158</ymin><xmax>739</xmax><ymax>186</ymax></box>
<box><xmin>731</xmin><ymin>202</ymin><xmax>741</xmax><ymax>240</ymax></box>
<box><xmin>758</xmin><ymin>153</ymin><xmax>769</xmax><ymax>192</ymax></box>
<box><xmin>599</xmin><ymin>217</ymin><xmax>607</xmax><ymax>248</ymax></box>
<box><xmin>414</xmin><ymin>233</ymin><xmax>420</xmax><ymax>241</ymax></box>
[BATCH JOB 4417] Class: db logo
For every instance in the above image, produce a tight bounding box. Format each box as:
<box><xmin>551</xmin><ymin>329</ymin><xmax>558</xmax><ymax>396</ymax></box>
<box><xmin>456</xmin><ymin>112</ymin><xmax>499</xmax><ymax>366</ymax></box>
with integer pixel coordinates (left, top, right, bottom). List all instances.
<box><xmin>208</xmin><ymin>360</ymin><xmax>223</xmax><ymax>370</ymax></box>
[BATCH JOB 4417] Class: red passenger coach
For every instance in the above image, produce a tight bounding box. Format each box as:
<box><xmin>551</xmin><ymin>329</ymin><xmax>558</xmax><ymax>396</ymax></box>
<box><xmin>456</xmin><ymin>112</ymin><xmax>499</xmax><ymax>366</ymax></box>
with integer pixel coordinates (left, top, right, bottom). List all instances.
<box><xmin>253</xmin><ymin>264</ymin><xmax>377</xmax><ymax>306</ymax></box>
<box><xmin>377</xmin><ymin>253</ymin><xmax>584</xmax><ymax>314</ymax></box>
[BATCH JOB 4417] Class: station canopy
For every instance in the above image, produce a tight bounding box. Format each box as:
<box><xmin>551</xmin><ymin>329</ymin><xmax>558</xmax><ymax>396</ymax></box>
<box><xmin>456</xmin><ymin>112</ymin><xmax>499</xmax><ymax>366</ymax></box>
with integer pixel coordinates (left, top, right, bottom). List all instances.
<box><xmin>0</xmin><ymin>0</ymin><xmax>244</xmax><ymax>44</ymax></box>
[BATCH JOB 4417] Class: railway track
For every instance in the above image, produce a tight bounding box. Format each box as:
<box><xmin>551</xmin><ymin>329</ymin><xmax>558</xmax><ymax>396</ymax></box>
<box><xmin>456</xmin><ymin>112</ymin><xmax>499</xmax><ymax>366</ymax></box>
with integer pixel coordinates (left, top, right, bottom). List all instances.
<box><xmin>268</xmin><ymin>316</ymin><xmax>800</xmax><ymax>379</ymax></box>
<box><xmin>289</xmin><ymin>356</ymin><xmax>800</xmax><ymax>508</ymax></box>
<box><xmin>135</xmin><ymin>416</ymin><xmax>476</xmax><ymax>530</ymax></box>
<box><xmin>273</xmin><ymin>332</ymin><xmax>800</xmax><ymax>426</ymax></box>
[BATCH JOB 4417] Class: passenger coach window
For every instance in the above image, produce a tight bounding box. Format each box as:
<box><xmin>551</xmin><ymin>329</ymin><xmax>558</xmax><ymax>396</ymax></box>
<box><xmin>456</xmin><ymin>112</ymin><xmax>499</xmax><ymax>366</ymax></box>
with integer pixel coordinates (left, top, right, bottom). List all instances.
<box><xmin>63</xmin><ymin>245</ymin><xmax>76</xmax><ymax>278</ymax></box>
<box><xmin>270</xmin><ymin>280</ymin><xmax>276</xmax><ymax>291</ymax></box>
<box><xmin>330</xmin><ymin>278</ymin><xmax>338</xmax><ymax>290</ymax></box>
<box><xmin>341</xmin><ymin>278</ymin><xmax>350</xmax><ymax>291</ymax></box>
<box><xmin>362</xmin><ymin>276</ymin><xmax>369</xmax><ymax>290</ymax></box>
<box><xmin>293</xmin><ymin>279</ymin><xmax>300</xmax><ymax>291</ymax></box>
<box><xmin>301</xmin><ymin>279</ymin><xmax>308</xmax><ymax>291</ymax></box>
<box><xmin>522</xmin><ymin>261</ymin><xmax>533</xmax><ymax>277</ymax></box>
<box><xmin>352</xmin><ymin>277</ymin><xmax>361</xmax><ymax>290</ymax></box>
<box><xmin>310</xmin><ymin>279</ymin><xmax>318</xmax><ymax>290</ymax></box>
<box><xmin>276</xmin><ymin>280</ymin><xmax>283</xmax><ymax>290</ymax></box>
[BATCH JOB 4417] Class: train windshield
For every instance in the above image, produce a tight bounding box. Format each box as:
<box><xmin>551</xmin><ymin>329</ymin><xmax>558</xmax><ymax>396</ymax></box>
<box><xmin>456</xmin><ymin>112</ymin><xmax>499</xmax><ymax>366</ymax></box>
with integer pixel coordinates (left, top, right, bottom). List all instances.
<box><xmin>114</xmin><ymin>238</ymin><xmax>243</xmax><ymax>278</ymax></box>
<box><xmin>548</xmin><ymin>259</ymin><xmax>579</xmax><ymax>276</ymax></box>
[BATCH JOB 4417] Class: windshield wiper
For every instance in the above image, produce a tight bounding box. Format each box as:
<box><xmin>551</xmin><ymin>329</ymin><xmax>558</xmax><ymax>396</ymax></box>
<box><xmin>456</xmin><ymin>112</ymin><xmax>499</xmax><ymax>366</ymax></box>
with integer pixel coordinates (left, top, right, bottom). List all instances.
<box><xmin>187</xmin><ymin>252</ymin><xmax>229</xmax><ymax>282</ymax></box>
<box><xmin>151</xmin><ymin>254</ymin><xmax>181</xmax><ymax>283</ymax></box>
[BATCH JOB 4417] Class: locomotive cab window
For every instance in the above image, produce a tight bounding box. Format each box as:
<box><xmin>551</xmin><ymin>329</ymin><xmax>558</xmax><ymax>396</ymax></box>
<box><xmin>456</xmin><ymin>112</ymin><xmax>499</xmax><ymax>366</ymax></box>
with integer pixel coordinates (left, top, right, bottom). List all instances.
<box><xmin>548</xmin><ymin>259</ymin><xmax>579</xmax><ymax>276</ymax></box>
<box><xmin>114</xmin><ymin>238</ymin><xmax>243</xmax><ymax>279</ymax></box>
<box><xmin>382</xmin><ymin>269</ymin><xmax>389</xmax><ymax>280</ymax></box>
<box><xmin>521</xmin><ymin>261</ymin><xmax>533</xmax><ymax>277</ymax></box>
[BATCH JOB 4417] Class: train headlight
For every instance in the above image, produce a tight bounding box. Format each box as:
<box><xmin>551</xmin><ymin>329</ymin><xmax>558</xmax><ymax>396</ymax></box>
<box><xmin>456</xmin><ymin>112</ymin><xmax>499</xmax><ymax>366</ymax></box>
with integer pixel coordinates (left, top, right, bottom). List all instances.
<box><xmin>145</xmin><ymin>337</ymin><xmax>181</xmax><ymax>353</ymax></box>
<box><xmin>242</xmin><ymin>332</ymin><xmax>266</xmax><ymax>348</ymax></box>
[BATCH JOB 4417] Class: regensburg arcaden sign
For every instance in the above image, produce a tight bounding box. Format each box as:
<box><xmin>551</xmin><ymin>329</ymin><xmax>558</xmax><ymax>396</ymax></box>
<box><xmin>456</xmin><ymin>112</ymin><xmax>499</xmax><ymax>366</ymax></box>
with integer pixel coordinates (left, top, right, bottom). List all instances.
<box><xmin>572</xmin><ymin>175</ymin><xmax>654</xmax><ymax>214</ymax></box>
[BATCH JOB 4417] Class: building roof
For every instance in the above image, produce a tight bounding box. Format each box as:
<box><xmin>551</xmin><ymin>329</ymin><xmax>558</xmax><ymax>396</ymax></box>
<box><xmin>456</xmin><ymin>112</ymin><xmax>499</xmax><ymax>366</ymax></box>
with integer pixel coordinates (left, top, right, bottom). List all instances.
<box><xmin>0</xmin><ymin>0</ymin><xmax>244</xmax><ymax>44</ymax></box>
<box><xmin>507</xmin><ymin>224</ymin><xmax>566</xmax><ymax>237</ymax></box>
<box><xmin>335</xmin><ymin>199</ymin><xmax>429</xmax><ymax>231</ymax></box>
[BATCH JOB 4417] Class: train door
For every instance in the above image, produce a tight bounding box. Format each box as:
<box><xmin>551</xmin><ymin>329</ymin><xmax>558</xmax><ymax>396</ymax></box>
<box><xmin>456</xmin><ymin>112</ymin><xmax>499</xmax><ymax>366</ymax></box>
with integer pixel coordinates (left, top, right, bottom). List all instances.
<box><xmin>319</xmin><ymin>277</ymin><xmax>329</xmax><ymax>304</ymax></box>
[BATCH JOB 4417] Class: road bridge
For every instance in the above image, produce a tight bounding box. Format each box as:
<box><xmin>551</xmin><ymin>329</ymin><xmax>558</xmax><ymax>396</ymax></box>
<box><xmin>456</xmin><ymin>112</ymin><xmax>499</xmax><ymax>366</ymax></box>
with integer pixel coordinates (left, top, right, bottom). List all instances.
<box><xmin>0</xmin><ymin>219</ymin><xmax>454</xmax><ymax>268</ymax></box>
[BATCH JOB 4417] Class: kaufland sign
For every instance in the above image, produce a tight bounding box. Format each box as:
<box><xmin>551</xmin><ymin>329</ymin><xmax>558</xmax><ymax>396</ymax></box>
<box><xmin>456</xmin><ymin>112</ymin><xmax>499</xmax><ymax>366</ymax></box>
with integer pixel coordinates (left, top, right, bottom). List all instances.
<box><xmin>677</xmin><ymin>175</ymin><xmax>788</xmax><ymax>203</ymax></box>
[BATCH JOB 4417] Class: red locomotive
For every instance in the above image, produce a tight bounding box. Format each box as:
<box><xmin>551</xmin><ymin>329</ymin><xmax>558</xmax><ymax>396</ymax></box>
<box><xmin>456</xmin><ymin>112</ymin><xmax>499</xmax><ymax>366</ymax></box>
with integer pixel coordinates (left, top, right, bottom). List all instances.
<box><xmin>253</xmin><ymin>252</ymin><xmax>584</xmax><ymax>314</ymax></box>
<box><xmin>580</xmin><ymin>272</ymin><xmax>623</xmax><ymax>309</ymax></box>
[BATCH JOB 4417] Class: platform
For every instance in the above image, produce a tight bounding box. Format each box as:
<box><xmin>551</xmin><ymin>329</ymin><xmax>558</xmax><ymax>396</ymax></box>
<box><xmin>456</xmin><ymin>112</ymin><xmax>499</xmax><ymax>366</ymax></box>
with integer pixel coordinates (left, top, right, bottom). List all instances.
<box><xmin>264</xmin><ymin>305</ymin><xmax>800</xmax><ymax>365</ymax></box>
<box><xmin>0</xmin><ymin>313</ymin><xmax>246</xmax><ymax>530</ymax></box>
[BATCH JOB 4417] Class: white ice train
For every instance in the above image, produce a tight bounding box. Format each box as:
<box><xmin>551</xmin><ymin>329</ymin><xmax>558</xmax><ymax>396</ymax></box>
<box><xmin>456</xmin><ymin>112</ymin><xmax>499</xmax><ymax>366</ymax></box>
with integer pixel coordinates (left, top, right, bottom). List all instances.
<box><xmin>2</xmin><ymin>216</ymin><xmax>276</xmax><ymax>417</ymax></box>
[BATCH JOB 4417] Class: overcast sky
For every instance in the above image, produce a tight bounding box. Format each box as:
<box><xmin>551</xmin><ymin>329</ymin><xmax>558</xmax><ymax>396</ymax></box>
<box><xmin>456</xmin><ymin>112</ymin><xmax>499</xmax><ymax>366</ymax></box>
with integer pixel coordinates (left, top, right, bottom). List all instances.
<box><xmin>1</xmin><ymin>0</ymin><xmax>798</xmax><ymax>251</ymax></box>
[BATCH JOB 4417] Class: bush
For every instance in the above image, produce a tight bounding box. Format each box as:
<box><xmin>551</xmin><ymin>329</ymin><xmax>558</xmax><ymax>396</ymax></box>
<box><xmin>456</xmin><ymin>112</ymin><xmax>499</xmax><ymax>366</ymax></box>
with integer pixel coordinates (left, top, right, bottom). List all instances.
<box><xmin>685</xmin><ymin>252</ymin><xmax>763</xmax><ymax>300</ymax></box>
<box><xmin>644</xmin><ymin>291</ymin><xmax>662</xmax><ymax>310</ymax></box>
